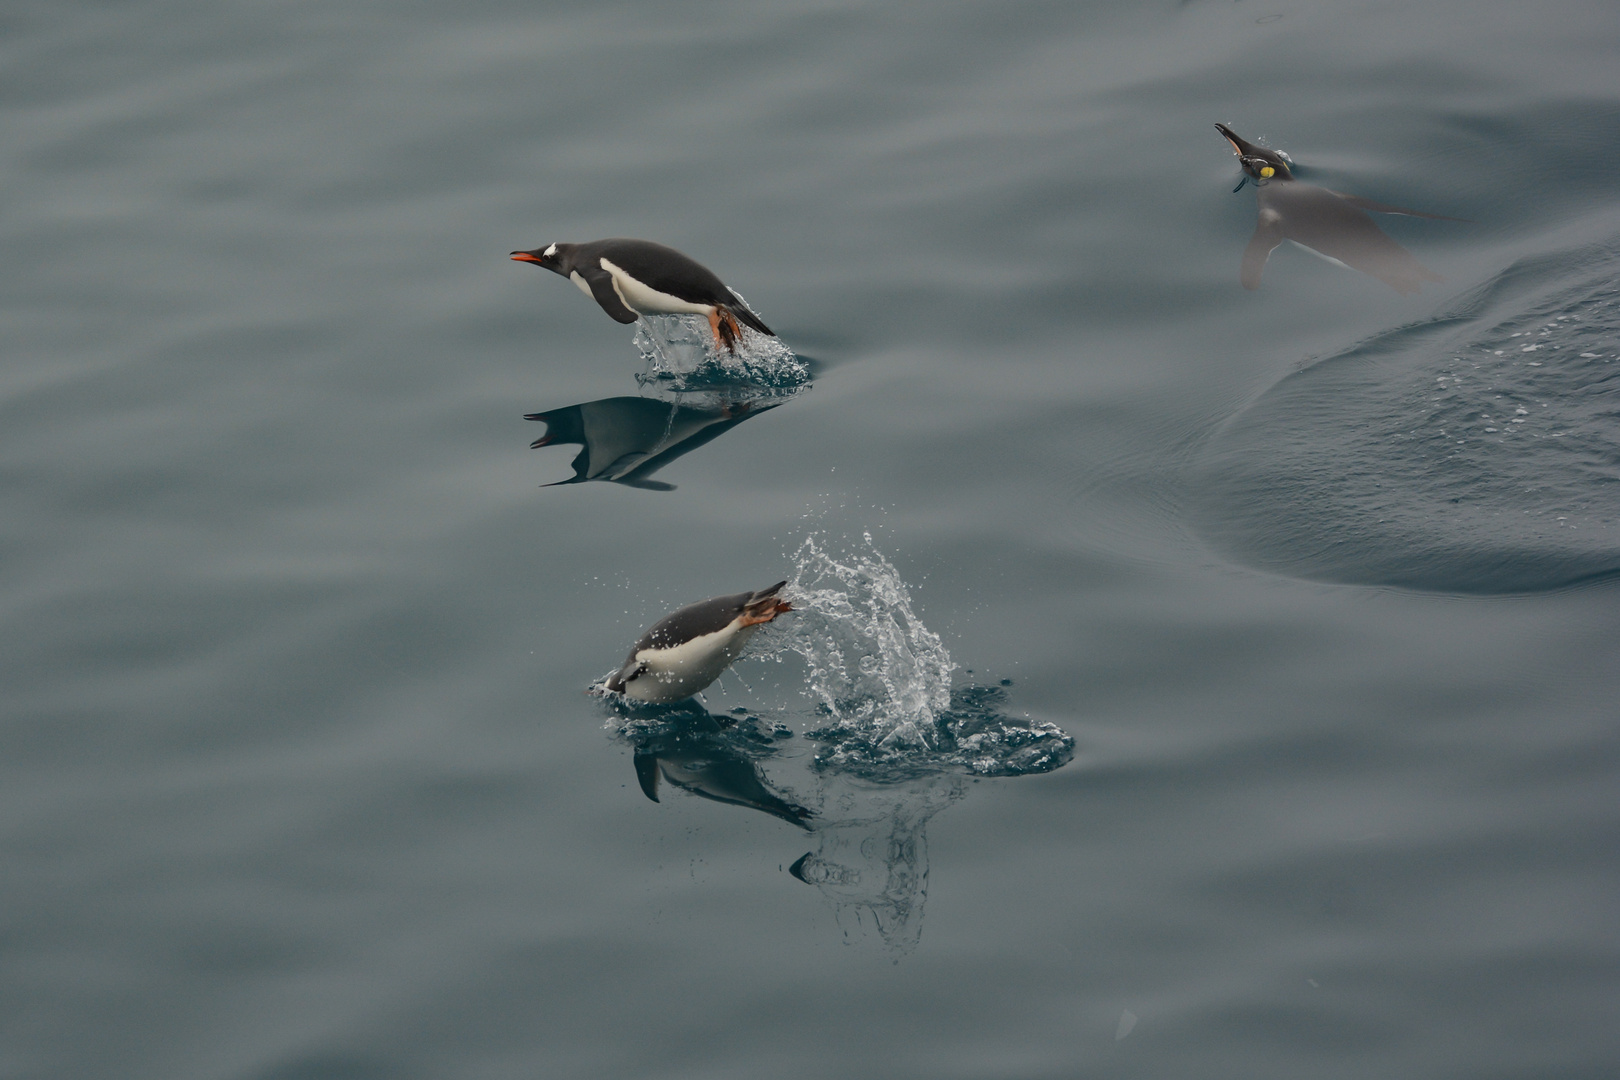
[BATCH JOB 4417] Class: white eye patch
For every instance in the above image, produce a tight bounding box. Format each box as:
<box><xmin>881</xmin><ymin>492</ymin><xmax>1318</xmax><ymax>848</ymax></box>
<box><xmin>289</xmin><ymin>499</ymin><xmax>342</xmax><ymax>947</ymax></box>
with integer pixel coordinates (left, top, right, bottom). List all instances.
<box><xmin>543</xmin><ymin>243</ymin><xmax>558</xmax><ymax>258</ymax></box>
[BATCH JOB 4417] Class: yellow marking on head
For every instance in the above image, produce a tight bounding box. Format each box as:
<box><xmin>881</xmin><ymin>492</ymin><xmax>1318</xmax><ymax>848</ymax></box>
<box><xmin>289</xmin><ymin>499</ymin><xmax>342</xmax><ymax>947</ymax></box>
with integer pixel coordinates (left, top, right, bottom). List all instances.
<box><xmin>1260</xmin><ymin>166</ymin><xmax>1275</xmax><ymax>178</ymax></box>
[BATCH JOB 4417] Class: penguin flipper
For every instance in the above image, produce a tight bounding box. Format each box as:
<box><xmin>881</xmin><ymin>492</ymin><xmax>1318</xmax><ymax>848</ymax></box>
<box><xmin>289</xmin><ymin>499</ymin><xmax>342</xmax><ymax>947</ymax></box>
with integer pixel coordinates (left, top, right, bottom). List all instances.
<box><xmin>579</xmin><ymin>268</ymin><xmax>640</xmax><ymax>324</ymax></box>
<box><xmin>1241</xmin><ymin>211</ymin><xmax>1285</xmax><ymax>290</ymax></box>
<box><xmin>1330</xmin><ymin>192</ymin><xmax>1471</xmax><ymax>222</ymax></box>
<box><xmin>725</xmin><ymin>291</ymin><xmax>775</xmax><ymax>337</ymax></box>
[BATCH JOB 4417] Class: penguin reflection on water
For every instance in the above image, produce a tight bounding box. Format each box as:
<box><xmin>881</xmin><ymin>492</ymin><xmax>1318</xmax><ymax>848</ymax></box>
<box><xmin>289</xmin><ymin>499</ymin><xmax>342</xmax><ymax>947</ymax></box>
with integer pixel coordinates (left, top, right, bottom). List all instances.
<box><xmin>526</xmin><ymin>395</ymin><xmax>781</xmax><ymax>492</ymax></box>
<box><xmin>1215</xmin><ymin>123</ymin><xmax>1465</xmax><ymax>294</ymax></box>
<box><xmin>510</xmin><ymin>238</ymin><xmax>775</xmax><ymax>353</ymax></box>
<box><xmin>630</xmin><ymin>710</ymin><xmax>814</xmax><ymax>829</ymax></box>
<box><xmin>605</xmin><ymin>582</ymin><xmax>793</xmax><ymax>704</ymax></box>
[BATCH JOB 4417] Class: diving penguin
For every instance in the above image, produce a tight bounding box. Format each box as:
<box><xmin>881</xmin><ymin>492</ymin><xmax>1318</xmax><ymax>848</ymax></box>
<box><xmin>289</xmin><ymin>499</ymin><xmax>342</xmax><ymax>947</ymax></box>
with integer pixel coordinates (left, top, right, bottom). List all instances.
<box><xmin>510</xmin><ymin>238</ymin><xmax>775</xmax><ymax>352</ymax></box>
<box><xmin>605</xmin><ymin>582</ymin><xmax>793</xmax><ymax>704</ymax></box>
<box><xmin>1215</xmin><ymin>124</ymin><xmax>1464</xmax><ymax>294</ymax></box>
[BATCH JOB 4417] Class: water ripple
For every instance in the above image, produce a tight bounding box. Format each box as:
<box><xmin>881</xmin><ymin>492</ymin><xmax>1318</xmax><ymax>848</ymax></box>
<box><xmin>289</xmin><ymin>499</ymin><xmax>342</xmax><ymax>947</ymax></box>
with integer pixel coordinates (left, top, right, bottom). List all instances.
<box><xmin>1193</xmin><ymin>235</ymin><xmax>1620</xmax><ymax>593</ymax></box>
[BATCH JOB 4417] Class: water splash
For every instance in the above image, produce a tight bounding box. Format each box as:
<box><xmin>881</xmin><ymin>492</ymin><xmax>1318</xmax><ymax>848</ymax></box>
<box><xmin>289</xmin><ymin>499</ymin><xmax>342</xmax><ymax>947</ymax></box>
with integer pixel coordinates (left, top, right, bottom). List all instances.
<box><xmin>774</xmin><ymin>533</ymin><xmax>953</xmax><ymax>736</ymax></box>
<box><xmin>593</xmin><ymin>536</ymin><xmax>1074</xmax><ymax>954</ymax></box>
<box><xmin>752</xmin><ymin>533</ymin><xmax>1075</xmax><ymax>780</ymax></box>
<box><xmin>632</xmin><ymin>302</ymin><xmax>809</xmax><ymax>393</ymax></box>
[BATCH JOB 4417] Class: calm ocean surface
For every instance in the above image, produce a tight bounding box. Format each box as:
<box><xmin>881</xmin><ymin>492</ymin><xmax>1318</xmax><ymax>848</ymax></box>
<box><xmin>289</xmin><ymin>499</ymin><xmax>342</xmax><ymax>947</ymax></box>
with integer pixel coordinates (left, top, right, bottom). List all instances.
<box><xmin>3</xmin><ymin>1</ymin><xmax>1618</xmax><ymax>1077</ymax></box>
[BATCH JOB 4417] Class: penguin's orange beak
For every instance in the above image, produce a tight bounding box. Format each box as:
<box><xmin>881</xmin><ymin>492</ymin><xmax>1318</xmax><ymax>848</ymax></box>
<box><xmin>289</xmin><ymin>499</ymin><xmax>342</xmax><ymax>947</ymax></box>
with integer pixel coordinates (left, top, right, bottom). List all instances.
<box><xmin>510</xmin><ymin>252</ymin><xmax>542</xmax><ymax>263</ymax></box>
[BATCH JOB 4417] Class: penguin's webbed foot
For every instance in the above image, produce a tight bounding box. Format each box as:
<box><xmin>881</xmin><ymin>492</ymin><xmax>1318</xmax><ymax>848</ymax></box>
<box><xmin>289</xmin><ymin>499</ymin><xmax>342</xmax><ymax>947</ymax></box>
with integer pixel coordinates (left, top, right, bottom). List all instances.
<box><xmin>739</xmin><ymin>597</ymin><xmax>792</xmax><ymax>627</ymax></box>
<box><xmin>707</xmin><ymin>308</ymin><xmax>744</xmax><ymax>354</ymax></box>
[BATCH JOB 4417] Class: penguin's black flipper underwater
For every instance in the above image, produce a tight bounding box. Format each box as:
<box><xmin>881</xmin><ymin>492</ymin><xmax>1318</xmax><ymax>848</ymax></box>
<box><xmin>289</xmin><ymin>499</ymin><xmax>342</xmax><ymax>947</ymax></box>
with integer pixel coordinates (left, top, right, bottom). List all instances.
<box><xmin>1216</xmin><ymin>123</ymin><xmax>1464</xmax><ymax>295</ymax></box>
<box><xmin>1330</xmin><ymin>193</ymin><xmax>1470</xmax><ymax>221</ymax></box>
<box><xmin>1240</xmin><ymin>208</ymin><xmax>1286</xmax><ymax>291</ymax></box>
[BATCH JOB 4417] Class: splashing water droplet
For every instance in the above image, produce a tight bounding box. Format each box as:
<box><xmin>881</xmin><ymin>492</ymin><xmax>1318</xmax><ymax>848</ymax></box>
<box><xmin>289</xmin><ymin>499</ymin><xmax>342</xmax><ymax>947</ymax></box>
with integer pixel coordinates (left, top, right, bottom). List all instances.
<box><xmin>749</xmin><ymin>534</ymin><xmax>1075</xmax><ymax>781</ymax></box>
<box><xmin>773</xmin><ymin>533</ymin><xmax>954</xmax><ymax>734</ymax></box>
<box><xmin>632</xmin><ymin>305</ymin><xmax>809</xmax><ymax>392</ymax></box>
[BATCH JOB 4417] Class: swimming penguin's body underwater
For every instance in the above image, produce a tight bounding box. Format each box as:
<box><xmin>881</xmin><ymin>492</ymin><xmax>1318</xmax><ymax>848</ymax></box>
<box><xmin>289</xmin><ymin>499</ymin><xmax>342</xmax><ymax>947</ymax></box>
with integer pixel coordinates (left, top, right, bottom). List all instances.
<box><xmin>1215</xmin><ymin>123</ymin><xmax>1464</xmax><ymax>294</ymax></box>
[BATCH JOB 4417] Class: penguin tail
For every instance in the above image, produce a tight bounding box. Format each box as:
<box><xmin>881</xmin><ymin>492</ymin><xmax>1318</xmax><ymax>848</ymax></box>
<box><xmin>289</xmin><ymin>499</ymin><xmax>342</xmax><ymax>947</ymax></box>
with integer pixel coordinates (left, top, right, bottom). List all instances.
<box><xmin>705</xmin><ymin>298</ymin><xmax>775</xmax><ymax>352</ymax></box>
<box><xmin>727</xmin><ymin>301</ymin><xmax>774</xmax><ymax>339</ymax></box>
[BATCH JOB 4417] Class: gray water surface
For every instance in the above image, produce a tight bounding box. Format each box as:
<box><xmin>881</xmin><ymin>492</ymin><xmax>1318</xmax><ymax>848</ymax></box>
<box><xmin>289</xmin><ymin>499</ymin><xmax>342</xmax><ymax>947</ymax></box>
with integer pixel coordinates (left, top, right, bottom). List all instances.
<box><xmin>3</xmin><ymin>1</ymin><xmax>1618</xmax><ymax>1078</ymax></box>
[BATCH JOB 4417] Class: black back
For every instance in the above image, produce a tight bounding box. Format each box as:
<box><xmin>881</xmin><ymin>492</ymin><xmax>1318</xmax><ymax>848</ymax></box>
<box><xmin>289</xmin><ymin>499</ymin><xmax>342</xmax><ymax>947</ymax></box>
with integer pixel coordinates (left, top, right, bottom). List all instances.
<box><xmin>514</xmin><ymin>238</ymin><xmax>774</xmax><ymax>336</ymax></box>
<box><xmin>632</xmin><ymin>580</ymin><xmax>787</xmax><ymax>653</ymax></box>
<box><xmin>567</xmin><ymin>238</ymin><xmax>733</xmax><ymax>305</ymax></box>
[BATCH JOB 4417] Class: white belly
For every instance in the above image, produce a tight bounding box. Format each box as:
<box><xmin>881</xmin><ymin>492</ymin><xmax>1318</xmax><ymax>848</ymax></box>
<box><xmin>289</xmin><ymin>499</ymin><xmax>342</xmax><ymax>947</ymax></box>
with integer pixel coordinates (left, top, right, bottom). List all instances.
<box><xmin>600</xmin><ymin>258</ymin><xmax>715</xmax><ymax>316</ymax></box>
<box><xmin>623</xmin><ymin>621</ymin><xmax>759</xmax><ymax>703</ymax></box>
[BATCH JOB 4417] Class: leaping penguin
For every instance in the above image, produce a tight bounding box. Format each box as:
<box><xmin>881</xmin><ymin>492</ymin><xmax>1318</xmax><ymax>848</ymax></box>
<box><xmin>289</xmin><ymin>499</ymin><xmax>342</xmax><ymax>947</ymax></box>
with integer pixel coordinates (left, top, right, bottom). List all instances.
<box><xmin>510</xmin><ymin>238</ymin><xmax>775</xmax><ymax>352</ymax></box>
<box><xmin>1215</xmin><ymin>123</ymin><xmax>1464</xmax><ymax>294</ymax></box>
<box><xmin>605</xmin><ymin>581</ymin><xmax>793</xmax><ymax>704</ymax></box>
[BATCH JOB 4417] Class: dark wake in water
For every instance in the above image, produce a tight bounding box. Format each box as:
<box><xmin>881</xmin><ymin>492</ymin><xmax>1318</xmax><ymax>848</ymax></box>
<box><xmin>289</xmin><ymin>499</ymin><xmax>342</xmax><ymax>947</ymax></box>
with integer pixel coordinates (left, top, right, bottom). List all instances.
<box><xmin>1194</xmin><ymin>235</ymin><xmax>1620</xmax><ymax>593</ymax></box>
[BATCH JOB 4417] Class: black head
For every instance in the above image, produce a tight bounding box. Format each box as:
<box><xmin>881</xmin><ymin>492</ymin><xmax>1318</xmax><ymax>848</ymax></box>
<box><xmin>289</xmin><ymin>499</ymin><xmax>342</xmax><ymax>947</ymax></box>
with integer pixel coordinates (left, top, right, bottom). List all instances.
<box><xmin>1215</xmin><ymin>123</ymin><xmax>1294</xmax><ymax>182</ymax></box>
<box><xmin>510</xmin><ymin>243</ymin><xmax>571</xmax><ymax>275</ymax></box>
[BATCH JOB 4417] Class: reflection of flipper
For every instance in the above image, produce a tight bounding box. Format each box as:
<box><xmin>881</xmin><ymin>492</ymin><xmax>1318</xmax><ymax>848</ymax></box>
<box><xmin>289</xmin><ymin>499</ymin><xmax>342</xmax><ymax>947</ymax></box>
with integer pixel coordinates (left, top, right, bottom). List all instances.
<box><xmin>634</xmin><ymin>752</ymin><xmax>663</xmax><ymax>802</ymax></box>
<box><xmin>1240</xmin><ymin>209</ymin><xmax>1285</xmax><ymax>290</ymax></box>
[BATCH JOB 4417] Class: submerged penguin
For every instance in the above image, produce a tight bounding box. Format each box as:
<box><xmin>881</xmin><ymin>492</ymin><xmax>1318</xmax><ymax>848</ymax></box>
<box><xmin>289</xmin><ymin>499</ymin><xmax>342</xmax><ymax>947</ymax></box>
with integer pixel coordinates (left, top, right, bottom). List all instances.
<box><xmin>605</xmin><ymin>582</ymin><xmax>793</xmax><ymax>704</ymax></box>
<box><xmin>510</xmin><ymin>238</ymin><xmax>775</xmax><ymax>352</ymax></box>
<box><xmin>1215</xmin><ymin>123</ymin><xmax>1463</xmax><ymax>294</ymax></box>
